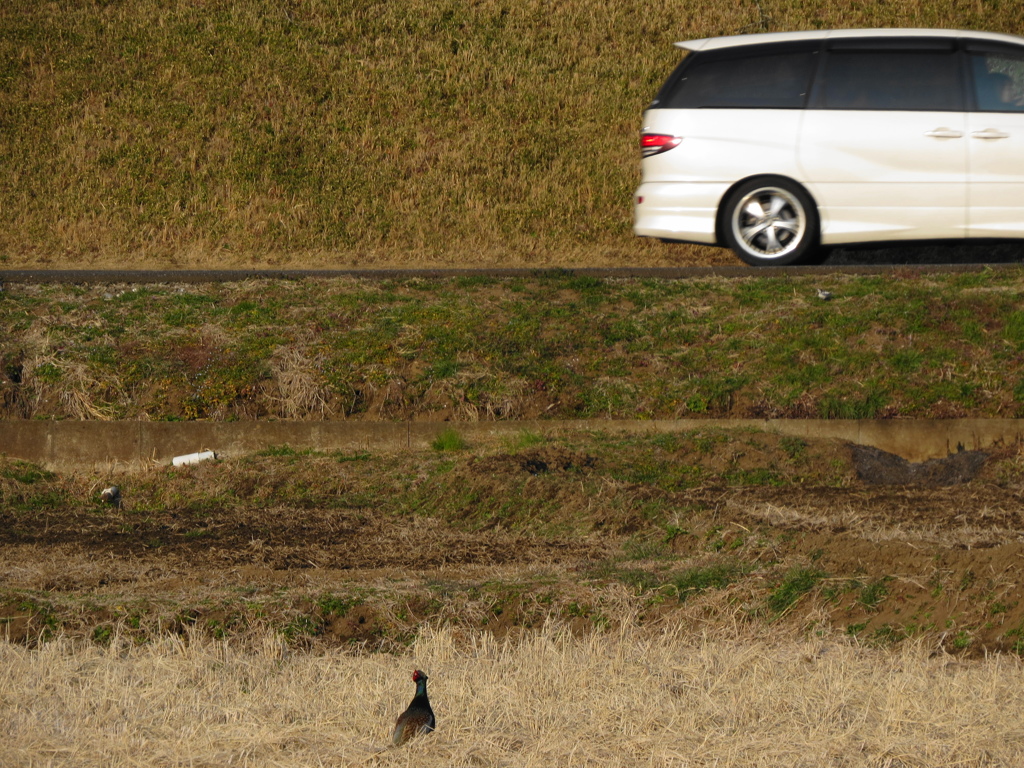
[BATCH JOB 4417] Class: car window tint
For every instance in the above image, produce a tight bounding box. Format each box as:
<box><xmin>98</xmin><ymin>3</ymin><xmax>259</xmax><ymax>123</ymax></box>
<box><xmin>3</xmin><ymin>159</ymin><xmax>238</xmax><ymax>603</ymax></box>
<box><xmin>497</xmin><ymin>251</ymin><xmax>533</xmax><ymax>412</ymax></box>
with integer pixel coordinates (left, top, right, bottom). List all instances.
<box><xmin>666</xmin><ymin>51</ymin><xmax>816</xmax><ymax>109</ymax></box>
<box><xmin>822</xmin><ymin>51</ymin><xmax>963</xmax><ymax>111</ymax></box>
<box><xmin>970</xmin><ymin>51</ymin><xmax>1024</xmax><ymax>112</ymax></box>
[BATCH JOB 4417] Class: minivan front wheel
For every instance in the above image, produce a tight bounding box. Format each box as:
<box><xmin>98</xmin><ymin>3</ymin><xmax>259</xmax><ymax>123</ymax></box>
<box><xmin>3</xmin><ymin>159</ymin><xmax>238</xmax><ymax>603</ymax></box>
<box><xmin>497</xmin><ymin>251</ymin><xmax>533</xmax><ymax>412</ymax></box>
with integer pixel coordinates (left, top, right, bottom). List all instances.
<box><xmin>721</xmin><ymin>177</ymin><xmax>819</xmax><ymax>266</ymax></box>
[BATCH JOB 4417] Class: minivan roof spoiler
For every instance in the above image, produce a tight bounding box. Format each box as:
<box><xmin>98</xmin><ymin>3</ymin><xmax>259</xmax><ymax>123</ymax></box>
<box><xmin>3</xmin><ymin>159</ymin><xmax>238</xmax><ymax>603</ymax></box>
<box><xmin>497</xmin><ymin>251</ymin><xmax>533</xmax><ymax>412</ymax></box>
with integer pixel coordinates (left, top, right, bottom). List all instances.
<box><xmin>675</xmin><ymin>28</ymin><xmax>1024</xmax><ymax>52</ymax></box>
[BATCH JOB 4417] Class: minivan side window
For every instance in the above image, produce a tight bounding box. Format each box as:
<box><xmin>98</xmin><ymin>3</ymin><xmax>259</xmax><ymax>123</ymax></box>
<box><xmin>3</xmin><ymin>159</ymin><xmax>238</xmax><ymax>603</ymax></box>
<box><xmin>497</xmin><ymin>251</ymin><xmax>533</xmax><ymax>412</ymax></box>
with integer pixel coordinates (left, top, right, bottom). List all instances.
<box><xmin>969</xmin><ymin>50</ymin><xmax>1024</xmax><ymax>112</ymax></box>
<box><xmin>663</xmin><ymin>50</ymin><xmax>817</xmax><ymax>109</ymax></box>
<box><xmin>821</xmin><ymin>50</ymin><xmax>963</xmax><ymax>111</ymax></box>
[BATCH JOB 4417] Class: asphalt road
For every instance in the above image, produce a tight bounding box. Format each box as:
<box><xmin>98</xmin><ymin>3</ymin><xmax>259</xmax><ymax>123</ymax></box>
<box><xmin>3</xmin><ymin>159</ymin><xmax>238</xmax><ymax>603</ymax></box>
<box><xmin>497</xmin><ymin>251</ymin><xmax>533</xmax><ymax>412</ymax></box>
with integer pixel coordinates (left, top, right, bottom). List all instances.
<box><xmin>2</xmin><ymin>243</ymin><xmax>1024</xmax><ymax>283</ymax></box>
<box><xmin>0</xmin><ymin>263</ymin><xmax>1021</xmax><ymax>284</ymax></box>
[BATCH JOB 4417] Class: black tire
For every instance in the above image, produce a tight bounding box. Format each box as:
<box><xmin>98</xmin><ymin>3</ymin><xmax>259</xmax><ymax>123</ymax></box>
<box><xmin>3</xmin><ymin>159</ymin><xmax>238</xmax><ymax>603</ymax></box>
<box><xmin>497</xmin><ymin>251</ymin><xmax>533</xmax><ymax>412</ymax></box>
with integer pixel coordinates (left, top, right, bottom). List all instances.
<box><xmin>720</xmin><ymin>176</ymin><xmax>820</xmax><ymax>266</ymax></box>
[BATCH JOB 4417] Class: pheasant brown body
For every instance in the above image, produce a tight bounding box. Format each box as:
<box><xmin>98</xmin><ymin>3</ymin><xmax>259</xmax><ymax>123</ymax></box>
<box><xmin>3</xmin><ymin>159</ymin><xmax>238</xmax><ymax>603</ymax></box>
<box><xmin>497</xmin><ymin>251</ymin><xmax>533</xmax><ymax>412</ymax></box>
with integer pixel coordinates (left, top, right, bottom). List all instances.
<box><xmin>392</xmin><ymin>670</ymin><xmax>435</xmax><ymax>746</ymax></box>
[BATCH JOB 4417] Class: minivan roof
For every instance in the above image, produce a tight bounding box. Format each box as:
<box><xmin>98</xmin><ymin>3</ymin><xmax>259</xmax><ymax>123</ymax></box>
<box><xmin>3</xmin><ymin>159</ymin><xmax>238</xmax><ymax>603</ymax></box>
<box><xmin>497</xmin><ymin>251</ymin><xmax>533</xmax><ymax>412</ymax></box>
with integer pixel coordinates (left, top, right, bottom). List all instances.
<box><xmin>676</xmin><ymin>28</ymin><xmax>1024</xmax><ymax>52</ymax></box>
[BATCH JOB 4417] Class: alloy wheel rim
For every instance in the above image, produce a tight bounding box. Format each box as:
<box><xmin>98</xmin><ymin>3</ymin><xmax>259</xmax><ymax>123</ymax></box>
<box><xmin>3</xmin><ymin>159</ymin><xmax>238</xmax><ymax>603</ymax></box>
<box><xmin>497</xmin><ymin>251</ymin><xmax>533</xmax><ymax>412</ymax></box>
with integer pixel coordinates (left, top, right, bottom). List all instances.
<box><xmin>731</xmin><ymin>187</ymin><xmax>806</xmax><ymax>258</ymax></box>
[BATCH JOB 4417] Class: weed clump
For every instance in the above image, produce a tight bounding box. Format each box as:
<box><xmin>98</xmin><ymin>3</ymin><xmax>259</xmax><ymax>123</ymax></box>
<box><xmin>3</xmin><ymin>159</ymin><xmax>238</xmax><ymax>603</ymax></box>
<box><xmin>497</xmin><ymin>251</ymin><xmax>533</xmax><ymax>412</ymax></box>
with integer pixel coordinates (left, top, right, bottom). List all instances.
<box><xmin>431</xmin><ymin>428</ymin><xmax>467</xmax><ymax>452</ymax></box>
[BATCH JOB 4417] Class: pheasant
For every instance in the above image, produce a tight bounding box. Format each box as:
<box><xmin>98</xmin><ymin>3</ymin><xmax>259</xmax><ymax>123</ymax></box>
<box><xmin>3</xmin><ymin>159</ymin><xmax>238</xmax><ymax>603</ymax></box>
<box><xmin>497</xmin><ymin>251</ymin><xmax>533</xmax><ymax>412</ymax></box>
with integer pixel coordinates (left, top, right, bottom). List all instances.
<box><xmin>392</xmin><ymin>669</ymin><xmax>435</xmax><ymax>746</ymax></box>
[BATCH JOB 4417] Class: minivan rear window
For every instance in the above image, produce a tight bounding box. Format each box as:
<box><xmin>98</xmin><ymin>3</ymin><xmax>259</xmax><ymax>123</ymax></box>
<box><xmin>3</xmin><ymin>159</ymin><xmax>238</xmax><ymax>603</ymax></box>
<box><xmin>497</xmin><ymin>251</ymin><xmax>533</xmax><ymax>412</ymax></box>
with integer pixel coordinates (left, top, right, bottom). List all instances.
<box><xmin>821</xmin><ymin>50</ymin><xmax>963</xmax><ymax>111</ymax></box>
<box><xmin>662</xmin><ymin>49</ymin><xmax>817</xmax><ymax>109</ymax></box>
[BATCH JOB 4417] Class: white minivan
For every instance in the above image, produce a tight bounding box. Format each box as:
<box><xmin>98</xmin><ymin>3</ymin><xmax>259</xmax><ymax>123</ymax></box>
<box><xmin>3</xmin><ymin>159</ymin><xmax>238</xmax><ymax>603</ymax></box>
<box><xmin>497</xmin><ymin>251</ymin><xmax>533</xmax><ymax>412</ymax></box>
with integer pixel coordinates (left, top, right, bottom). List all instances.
<box><xmin>633</xmin><ymin>29</ymin><xmax>1024</xmax><ymax>266</ymax></box>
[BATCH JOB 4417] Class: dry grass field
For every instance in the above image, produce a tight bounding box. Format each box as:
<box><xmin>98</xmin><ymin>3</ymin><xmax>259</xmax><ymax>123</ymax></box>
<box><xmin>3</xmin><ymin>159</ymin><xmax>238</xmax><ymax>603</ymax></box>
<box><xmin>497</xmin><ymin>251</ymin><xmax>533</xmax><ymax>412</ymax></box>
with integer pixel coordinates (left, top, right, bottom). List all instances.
<box><xmin>3</xmin><ymin>0</ymin><xmax>1024</xmax><ymax>269</ymax></box>
<box><xmin>4</xmin><ymin>625</ymin><xmax>1024</xmax><ymax>767</ymax></box>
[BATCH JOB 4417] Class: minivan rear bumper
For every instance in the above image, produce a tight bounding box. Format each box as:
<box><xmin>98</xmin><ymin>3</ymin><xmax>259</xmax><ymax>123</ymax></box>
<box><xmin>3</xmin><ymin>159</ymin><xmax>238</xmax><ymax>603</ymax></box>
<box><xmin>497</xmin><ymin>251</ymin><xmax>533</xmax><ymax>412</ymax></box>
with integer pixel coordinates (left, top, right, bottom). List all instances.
<box><xmin>632</xmin><ymin>181</ymin><xmax>728</xmax><ymax>244</ymax></box>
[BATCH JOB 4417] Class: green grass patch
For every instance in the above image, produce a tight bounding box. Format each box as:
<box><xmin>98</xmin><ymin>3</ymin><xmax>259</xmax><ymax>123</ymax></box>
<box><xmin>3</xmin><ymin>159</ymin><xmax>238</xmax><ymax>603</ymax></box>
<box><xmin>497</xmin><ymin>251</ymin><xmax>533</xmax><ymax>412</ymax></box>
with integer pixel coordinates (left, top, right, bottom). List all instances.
<box><xmin>858</xmin><ymin>578</ymin><xmax>891</xmax><ymax>610</ymax></box>
<box><xmin>0</xmin><ymin>460</ymin><xmax>56</xmax><ymax>485</ymax></box>
<box><xmin>317</xmin><ymin>594</ymin><xmax>363</xmax><ymax>618</ymax></box>
<box><xmin>767</xmin><ymin>568</ymin><xmax>827</xmax><ymax>616</ymax></box>
<box><xmin>502</xmin><ymin>430</ymin><xmax>548</xmax><ymax>452</ymax></box>
<box><xmin>431</xmin><ymin>428</ymin><xmax>468</xmax><ymax>452</ymax></box>
<box><xmin>671</xmin><ymin>563</ymin><xmax>749</xmax><ymax>602</ymax></box>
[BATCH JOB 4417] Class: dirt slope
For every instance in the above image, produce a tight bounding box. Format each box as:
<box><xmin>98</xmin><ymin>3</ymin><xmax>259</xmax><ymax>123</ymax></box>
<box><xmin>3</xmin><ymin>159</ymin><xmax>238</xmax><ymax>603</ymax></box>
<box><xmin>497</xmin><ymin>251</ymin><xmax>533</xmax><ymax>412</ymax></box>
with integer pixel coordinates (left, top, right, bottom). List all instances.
<box><xmin>3</xmin><ymin>433</ymin><xmax>1024</xmax><ymax>656</ymax></box>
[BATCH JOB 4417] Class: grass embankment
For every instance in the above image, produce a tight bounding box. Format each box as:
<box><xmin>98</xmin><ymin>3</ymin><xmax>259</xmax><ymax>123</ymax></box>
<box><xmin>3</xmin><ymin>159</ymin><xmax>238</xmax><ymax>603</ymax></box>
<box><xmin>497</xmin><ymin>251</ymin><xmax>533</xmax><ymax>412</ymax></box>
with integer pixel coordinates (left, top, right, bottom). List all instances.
<box><xmin>4</xmin><ymin>627</ymin><xmax>1023</xmax><ymax>767</ymax></box>
<box><xmin>2</xmin><ymin>1</ymin><xmax>1023</xmax><ymax>268</ymax></box>
<box><xmin>2</xmin><ymin>271</ymin><xmax>1024</xmax><ymax>420</ymax></box>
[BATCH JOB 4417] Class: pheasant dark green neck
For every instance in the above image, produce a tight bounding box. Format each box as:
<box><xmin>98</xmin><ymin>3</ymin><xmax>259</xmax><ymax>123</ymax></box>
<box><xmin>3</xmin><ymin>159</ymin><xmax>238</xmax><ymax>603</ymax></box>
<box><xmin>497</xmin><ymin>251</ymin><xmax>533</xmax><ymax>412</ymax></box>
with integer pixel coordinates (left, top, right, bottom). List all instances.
<box><xmin>414</xmin><ymin>676</ymin><xmax>428</xmax><ymax>699</ymax></box>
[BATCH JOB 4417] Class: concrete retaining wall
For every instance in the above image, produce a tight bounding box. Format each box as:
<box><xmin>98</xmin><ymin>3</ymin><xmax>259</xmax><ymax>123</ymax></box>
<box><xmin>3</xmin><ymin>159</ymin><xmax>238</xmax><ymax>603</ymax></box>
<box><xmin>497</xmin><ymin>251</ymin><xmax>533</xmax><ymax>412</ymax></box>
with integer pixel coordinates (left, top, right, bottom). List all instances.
<box><xmin>2</xmin><ymin>418</ymin><xmax>1024</xmax><ymax>470</ymax></box>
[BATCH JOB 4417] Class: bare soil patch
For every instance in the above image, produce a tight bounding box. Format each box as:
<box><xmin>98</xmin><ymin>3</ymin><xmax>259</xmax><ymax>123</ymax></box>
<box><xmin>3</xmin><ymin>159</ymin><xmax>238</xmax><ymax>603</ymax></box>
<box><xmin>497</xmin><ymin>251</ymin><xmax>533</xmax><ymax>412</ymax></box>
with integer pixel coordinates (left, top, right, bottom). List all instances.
<box><xmin>852</xmin><ymin>445</ymin><xmax>990</xmax><ymax>486</ymax></box>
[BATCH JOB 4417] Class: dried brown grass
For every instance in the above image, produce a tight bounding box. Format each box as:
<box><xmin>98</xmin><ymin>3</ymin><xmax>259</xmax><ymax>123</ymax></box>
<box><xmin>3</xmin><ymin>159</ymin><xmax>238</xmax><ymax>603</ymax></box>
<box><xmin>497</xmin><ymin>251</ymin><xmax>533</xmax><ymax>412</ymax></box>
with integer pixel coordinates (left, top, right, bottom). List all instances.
<box><xmin>2</xmin><ymin>623</ymin><xmax>1022</xmax><ymax>767</ymax></box>
<box><xmin>6</xmin><ymin>1</ymin><xmax>1022</xmax><ymax>269</ymax></box>
<box><xmin>269</xmin><ymin>346</ymin><xmax>333</xmax><ymax>420</ymax></box>
<box><xmin>22</xmin><ymin>356</ymin><xmax>122</xmax><ymax>421</ymax></box>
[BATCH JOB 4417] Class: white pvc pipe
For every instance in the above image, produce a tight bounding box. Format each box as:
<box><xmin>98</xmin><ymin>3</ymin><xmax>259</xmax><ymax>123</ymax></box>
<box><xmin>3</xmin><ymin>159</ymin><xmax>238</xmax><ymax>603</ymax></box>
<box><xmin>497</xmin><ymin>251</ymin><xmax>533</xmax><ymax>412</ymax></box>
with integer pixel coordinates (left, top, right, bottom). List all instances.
<box><xmin>172</xmin><ymin>450</ymin><xmax>217</xmax><ymax>467</ymax></box>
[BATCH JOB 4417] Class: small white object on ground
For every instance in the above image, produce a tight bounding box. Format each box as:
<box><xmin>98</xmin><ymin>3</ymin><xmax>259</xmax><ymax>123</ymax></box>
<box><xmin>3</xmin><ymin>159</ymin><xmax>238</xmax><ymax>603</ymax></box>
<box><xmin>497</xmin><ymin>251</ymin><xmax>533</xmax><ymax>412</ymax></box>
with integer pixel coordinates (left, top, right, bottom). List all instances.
<box><xmin>172</xmin><ymin>450</ymin><xmax>218</xmax><ymax>467</ymax></box>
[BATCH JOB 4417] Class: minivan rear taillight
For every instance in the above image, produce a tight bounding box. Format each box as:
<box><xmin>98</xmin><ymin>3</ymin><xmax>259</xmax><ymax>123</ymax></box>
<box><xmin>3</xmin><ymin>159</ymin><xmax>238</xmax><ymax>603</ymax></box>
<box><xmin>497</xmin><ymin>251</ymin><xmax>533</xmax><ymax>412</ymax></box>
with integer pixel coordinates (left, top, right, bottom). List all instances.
<box><xmin>640</xmin><ymin>133</ymin><xmax>682</xmax><ymax>157</ymax></box>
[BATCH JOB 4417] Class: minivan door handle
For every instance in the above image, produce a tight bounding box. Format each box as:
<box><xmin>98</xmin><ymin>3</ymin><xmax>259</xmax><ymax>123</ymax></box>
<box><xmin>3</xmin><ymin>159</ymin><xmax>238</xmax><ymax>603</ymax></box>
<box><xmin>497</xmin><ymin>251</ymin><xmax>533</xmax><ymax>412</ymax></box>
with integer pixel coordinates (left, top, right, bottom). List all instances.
<box><xmin>924</xmin><ymin>128</ymin><xmax>964</xmax><ymax>138</ymax></box>
<box><xmin>971</xmin><ymin>129</ymin><xmax>1010</xmax><ymax>140</ymax></box>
